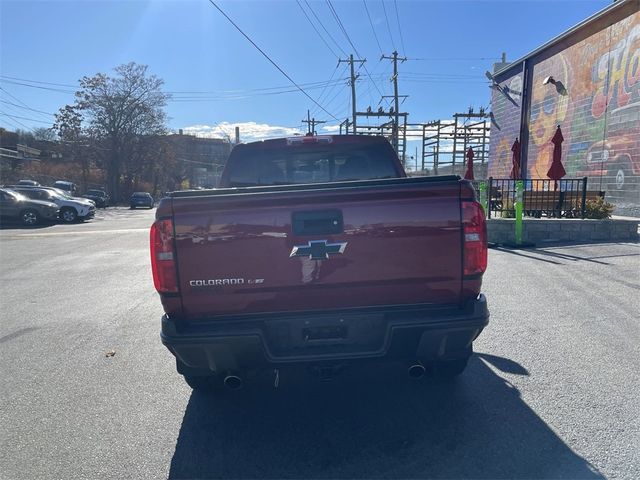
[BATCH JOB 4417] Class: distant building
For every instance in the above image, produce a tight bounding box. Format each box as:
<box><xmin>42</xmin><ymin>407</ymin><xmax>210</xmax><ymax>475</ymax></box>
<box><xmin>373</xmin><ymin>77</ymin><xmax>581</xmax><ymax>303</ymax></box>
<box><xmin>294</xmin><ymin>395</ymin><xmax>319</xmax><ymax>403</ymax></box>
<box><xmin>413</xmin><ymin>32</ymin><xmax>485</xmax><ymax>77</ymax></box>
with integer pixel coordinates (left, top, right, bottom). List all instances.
<box><xmin>488</xmin><ymin>0</ymin><xmax>639</xmax><ymax>207</ymax></box>
<box><xmin>166</xmin><ymin>131</ymin><xmax>232</xmax><ymax>188</ymax></box>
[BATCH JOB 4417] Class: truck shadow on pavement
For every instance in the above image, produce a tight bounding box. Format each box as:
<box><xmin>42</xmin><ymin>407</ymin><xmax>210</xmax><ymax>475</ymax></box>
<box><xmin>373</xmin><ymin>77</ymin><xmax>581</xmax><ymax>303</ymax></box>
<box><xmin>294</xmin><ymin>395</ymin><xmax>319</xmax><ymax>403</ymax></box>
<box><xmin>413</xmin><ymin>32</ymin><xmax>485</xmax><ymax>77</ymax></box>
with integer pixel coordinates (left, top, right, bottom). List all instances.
<box><xmin>169</xmin><ymin>354</ymin><xmax>603</xmax><ymax>479</ymax></box>
<box><xmin>494</xmin><ymin>242</ymin><xmax>640</xmax><ymax>266</ymax></box>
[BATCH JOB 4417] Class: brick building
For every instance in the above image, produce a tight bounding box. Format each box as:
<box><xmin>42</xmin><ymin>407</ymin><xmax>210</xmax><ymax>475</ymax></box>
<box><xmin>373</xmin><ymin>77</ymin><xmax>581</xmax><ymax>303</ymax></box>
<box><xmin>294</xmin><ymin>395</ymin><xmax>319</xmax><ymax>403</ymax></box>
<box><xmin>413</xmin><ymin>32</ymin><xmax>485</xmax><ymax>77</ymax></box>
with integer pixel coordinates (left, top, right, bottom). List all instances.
<box><xmin>488</xmin><ymin>0</ymin><xmax>639</xmax><ymax>208</ymax></box>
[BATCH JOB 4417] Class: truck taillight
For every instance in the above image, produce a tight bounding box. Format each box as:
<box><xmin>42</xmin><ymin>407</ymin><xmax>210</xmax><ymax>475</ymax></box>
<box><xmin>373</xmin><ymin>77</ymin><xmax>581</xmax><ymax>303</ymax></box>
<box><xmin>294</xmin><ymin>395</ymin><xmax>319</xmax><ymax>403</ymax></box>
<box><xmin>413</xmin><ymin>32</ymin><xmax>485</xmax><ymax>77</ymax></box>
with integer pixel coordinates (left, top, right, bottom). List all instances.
<box><xmin>150</xmin><ymin>219</ymin><xmax>178</xmax><ymax>293</ymax></box>
<box><xmin>462</xmin><ymin>201</ymin><xmax>487</xmax><ymax>276</ymax></box>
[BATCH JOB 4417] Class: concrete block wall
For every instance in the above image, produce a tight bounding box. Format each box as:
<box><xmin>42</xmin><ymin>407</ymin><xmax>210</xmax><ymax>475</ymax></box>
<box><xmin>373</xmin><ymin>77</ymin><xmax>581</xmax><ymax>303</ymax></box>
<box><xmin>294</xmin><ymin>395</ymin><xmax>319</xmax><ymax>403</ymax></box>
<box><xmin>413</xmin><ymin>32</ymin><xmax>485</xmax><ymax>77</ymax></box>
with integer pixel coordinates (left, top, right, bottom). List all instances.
<box><xmin>487</xmin><ymin>218</ymin><xmax>639</xmax><ymax>245</ymax></box>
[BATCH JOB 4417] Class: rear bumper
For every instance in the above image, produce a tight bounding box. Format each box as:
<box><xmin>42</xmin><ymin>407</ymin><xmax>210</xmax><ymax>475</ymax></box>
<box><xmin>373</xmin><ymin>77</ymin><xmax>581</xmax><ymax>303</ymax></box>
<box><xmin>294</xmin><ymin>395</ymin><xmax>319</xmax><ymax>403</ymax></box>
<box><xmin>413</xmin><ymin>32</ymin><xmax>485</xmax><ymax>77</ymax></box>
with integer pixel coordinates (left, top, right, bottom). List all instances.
<box><xmin>161</xmin><ymin>295</ymin><xmax>489</xmax><ymax>373</ymax></box>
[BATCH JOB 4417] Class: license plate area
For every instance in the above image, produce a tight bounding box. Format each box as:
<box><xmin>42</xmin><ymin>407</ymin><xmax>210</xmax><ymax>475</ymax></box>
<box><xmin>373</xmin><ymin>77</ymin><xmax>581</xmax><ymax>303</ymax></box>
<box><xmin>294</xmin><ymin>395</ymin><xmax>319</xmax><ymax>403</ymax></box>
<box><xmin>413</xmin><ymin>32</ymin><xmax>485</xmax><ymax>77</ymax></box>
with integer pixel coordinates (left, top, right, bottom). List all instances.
<box><xmin>303</xmin><ymin>325</ymin><xmax>347</xmax><ymax>342</ymax></box>
<box><xmin>264</xmin><ymin>313</ymin><xmax>385</xmax><ymax>358</ymax></box>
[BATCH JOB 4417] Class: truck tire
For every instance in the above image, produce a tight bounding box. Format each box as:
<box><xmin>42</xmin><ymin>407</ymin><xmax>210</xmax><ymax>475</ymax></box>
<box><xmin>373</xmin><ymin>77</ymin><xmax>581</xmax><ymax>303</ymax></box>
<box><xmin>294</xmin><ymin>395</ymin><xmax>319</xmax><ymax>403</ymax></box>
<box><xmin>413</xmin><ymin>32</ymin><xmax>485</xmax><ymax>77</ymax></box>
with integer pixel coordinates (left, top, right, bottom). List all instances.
<box><xmin>20</xmin><ymin>209</ymin><xmax>40</xmax><ymax>226</ymax></box>
<box><xmin>60</xmin><ymin>207</ymin><xmax>78</xmax><ymax>223</ymax></box>
<box><xmin>183</xmin><ymin>374</ymin><xmax>225</xmax><ymax>393</ymax></box>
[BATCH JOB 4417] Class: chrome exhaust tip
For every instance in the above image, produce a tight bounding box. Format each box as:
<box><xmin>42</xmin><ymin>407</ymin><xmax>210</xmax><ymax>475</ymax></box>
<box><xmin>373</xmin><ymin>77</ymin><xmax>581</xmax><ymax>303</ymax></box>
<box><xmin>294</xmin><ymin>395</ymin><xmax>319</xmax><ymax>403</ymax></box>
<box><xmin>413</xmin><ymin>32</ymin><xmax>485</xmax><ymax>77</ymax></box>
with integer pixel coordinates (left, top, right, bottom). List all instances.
<box><xmin>408</xmin><ymin>363</ymin><xmax>426</xmax><ymax>379</ymax></box>
<box><xmin>223</xmin><ymin>374</ymin><xmax>243</xmax><ymax>390</ymax></box>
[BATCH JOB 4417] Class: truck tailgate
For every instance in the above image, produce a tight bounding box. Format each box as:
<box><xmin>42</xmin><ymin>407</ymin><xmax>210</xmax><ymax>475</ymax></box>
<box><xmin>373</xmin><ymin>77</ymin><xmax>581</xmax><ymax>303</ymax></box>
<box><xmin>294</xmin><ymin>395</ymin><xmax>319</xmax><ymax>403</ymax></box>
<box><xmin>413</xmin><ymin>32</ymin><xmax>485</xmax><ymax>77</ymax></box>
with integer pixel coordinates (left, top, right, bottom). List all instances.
<box><xmin>171</xmin><ymin>179</ymin><xmax>462</xmax><ymax>318</ymax></box>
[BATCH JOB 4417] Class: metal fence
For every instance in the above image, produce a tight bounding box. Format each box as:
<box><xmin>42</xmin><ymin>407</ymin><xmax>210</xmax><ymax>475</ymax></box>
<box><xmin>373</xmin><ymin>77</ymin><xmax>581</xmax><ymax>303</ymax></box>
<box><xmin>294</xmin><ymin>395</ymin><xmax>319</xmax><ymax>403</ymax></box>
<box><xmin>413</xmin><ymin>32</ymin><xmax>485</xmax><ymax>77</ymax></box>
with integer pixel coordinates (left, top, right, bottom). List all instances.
<box><xmin>473</xmin><ymin>177</ymin><xmax>603</xmax><ymax>219</ymax></box>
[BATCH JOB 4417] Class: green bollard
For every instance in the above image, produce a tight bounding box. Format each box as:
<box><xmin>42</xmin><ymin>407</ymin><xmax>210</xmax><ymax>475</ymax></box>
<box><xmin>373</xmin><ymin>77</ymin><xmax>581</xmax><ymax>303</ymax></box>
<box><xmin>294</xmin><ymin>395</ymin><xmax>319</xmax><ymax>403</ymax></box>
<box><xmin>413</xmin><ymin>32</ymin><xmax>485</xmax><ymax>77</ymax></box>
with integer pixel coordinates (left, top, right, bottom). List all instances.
<box><xmin>515</xmin><ymin>180</ymin><xmax>524</xmax><ymax>245</ymax></box>
<box><xmin>478</xmin><ymin>182</ymin><xmax>488</xmax><ymax>216</ymax></box>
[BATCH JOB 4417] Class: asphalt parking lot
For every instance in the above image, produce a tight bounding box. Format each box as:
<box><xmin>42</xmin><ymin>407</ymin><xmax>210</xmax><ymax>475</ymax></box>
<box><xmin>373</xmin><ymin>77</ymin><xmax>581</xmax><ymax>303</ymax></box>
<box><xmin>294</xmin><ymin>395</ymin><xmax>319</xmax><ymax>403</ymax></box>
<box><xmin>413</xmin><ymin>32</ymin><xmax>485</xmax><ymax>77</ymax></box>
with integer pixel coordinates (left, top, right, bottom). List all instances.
<box><xmin>0</xmin><ymin>208</ymin><xmax>638</xmax><ymax>479</ymax></box>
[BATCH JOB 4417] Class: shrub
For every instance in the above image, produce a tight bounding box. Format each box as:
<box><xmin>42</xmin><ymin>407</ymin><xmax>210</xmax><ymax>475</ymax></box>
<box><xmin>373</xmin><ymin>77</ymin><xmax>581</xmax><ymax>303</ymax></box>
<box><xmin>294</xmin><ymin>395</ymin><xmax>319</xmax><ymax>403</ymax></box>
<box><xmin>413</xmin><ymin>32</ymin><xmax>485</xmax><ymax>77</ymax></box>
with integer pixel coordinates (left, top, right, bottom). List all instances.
<box><xmin>584</xmin><ymin>197</ymin><xmax>614</xmax><ymax>219</ymax></box>
<box><xmin>500</xmin><ymin>198</ymin><xmax>515</xmax><ymax>218</ymax></box>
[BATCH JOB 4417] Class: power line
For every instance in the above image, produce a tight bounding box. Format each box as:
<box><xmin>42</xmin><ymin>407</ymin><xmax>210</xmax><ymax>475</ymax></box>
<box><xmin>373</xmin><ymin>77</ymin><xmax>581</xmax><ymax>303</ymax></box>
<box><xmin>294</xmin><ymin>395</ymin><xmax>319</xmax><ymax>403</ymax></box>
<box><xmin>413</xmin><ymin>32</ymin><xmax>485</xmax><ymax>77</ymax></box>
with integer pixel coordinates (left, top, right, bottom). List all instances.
<box><xmin>0</xmin><ymin>78</ymin><xmax>75</xmax><ymax>94</ymax></box>
<box><xmin>323</xmin><ymin>81</ymin><xmax>351</xmax><ymax>113</ymax></box>
<box><xmin>0</xmin><ymin>87</ymin><xmax>54</xmax><ymax>123</ymax></box>
<box><xmin>206</xmin><ymin>0</ymin><xmax>339</xmax><ymax>121</ymax></box>
<box><xmin>310</xmin><ymin>64</ymin><xmax>348</xmax><ymax>118</ymax></box>
<box><xmin>0</xmin><ymin>74</ymin><xmax>77</xmax><ymax>89</ymax></box>
<box><xmin>325</xmin><ymin>0</ymin><xmax>388</xmax><ymax>106</ymax></box>
<box><xmin>402</xmin><ymin>78</ymin><xmax>488</xmax><ymax>84</ymax></box>
<box><xmin>315</xmin><ymin>65</ymin><xmax>344</xmax><ymax>105</ymax></box>
<box><xmin>401</xmin><ymin>71</ymin><xmax>480</xmax><ymax>78</ymax></box>
<box><xmin>326</xmin><ymin>0</ymin><xmax>361</xmax><ymax>57</ymax></box>
<box><xmin>305</xmin><ymin>0</ymin><xmax>347</xmax><ymax>57</ymax></box>
<box><xmin>1</xmin><ymin>73</ymin><xmax>348</xmax><ymax>98</ymax></box>
<box><xmin>363</xmin><ymin>0</ymin><xmax>383</xmax><ymax>57</ymax></box>
<box><xmin>0</xmin><ymin>99</ymin><xmax>55</xmax><ymax>116</ymax></box>
<box><xmin>393</xmin><ymin>0</ymin><xmax>406</xmax><ymax>56</ymax></box>
<box><xmin>410</xmin><ymin>57</ymin><xmax>501</xmax><ymax>61</ymax></box>
<box><xmin>0</xmin><ymin>111</ymin><xmax>53</xmax><ymax>125</ymax></box>
<box><xmin>381</xmin><ymin>0</ymin><xmax>396</xmax><ymax>52</ymax></box>
<box><xmin>0</xmin><ymin>116</ymin><xmax>29</xmax><ymax>132</ymax></box>
<box><xmin>356</xmin><ymin>72</ymin><xmax>486</xmax><ymax>83</ymax></box>
<box><xmin>0</xmin><ymin>87</ymin><xmax>41</xmax><ymax>110</ymax></box>
<box><xmin>402</xmin><ymin>71</ymin><xmax>479</xmax><ymax>77</ymax></box>
<box><xmin>0</xmin><ymin>112</ymin><xmax>38</xmax><ymax>131</ymax></box>
<box><xmin>169</xmin><ymin>77</ymin><xmax>349</xmax><ymax>102</ymax></box>
<box><xmin>296</xmin><ymin>0</ymin><xmax>339</xmax><ymax>58</ymax></box>
<box><xmin>362</xmin><ymin>58</ymin><xmax>393</xmax><ymax>106</ymax></box>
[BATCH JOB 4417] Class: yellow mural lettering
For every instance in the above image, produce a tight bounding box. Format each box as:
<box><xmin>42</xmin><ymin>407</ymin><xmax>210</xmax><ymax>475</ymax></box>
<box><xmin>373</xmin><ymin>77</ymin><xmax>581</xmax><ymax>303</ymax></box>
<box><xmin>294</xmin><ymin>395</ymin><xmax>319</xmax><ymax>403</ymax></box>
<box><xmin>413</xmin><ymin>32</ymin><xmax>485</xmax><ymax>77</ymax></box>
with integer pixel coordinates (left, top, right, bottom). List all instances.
<box><xmin>625</xmin><ymin>25</ymin><xmax>640</xmax><ymax>90</ymax></box>
<box><xmin>592</xmin><ymin>26</ymin><xmax>639</xmax><ymax>117</ymax></box>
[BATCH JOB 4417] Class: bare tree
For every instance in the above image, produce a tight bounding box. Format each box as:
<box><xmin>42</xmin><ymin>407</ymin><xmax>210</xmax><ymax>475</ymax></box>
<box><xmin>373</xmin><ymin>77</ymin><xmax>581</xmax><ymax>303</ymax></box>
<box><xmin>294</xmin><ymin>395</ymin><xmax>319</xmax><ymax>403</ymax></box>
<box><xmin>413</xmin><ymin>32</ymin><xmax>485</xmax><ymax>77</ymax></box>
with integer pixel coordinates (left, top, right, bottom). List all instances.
<box><xmin>32</xmin><ymin>127</ymin><xmax>57</xmax><ymax>142</ymax></box>
<box><xmin>54</xmin><ymin>62</ymin><xmax>170</xmax><ymax>200</ymax></box>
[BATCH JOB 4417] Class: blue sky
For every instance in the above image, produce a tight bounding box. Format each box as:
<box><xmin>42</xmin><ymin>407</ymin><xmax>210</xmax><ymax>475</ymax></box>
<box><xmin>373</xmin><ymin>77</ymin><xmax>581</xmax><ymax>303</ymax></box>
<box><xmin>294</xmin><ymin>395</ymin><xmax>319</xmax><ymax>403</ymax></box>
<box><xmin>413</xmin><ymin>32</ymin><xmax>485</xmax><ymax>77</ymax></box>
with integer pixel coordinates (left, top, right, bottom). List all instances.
<box><xmin>1</xmin><ymin>0</ymin><xmax>612</xmax><ymax>142</ymax></box>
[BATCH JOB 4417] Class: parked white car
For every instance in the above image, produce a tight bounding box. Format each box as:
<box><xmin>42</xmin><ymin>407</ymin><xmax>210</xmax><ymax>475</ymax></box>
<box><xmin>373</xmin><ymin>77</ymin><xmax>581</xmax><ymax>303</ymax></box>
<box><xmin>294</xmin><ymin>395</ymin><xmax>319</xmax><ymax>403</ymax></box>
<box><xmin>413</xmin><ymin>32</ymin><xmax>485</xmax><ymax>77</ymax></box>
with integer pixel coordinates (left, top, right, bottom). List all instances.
<box><xmin>46</xmin><ymin>187</ymin><xmax>96</xmax><ymax>208</ymax></box>
<box><xmin>12</xmin><ymin>186</ymin><xmax>96</xmax><ymax>223</ymax></box>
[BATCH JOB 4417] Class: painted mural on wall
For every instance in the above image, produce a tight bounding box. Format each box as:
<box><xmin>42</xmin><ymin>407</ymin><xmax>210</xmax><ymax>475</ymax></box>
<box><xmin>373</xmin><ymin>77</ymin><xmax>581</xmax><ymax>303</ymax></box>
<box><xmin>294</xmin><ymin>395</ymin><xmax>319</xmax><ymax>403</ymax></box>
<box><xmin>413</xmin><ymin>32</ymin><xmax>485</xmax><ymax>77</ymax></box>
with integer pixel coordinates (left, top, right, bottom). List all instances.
<box><xmin>488</xmin><ymin>72</ymin><xmax>523</xmax><ymax>179</ymax></box>
<box><xmin>489</xmin><ymin>10</ymin><xmax>640</xmax><ymax>204</ymax></box>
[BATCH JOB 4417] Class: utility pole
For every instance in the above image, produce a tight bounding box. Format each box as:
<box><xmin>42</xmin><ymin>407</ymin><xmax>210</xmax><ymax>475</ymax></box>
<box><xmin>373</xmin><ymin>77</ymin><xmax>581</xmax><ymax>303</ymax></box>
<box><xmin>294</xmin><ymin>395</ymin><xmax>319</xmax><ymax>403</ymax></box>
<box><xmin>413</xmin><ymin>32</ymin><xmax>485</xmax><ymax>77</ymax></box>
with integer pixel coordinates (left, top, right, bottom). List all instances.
<box><xmin>382</xmin><ymin>51</ymin><xmax>407</xmax><ymax>153</ymax></box>
<box><xmin>301</xmin><ymin>109</ymin><xmax>326</xmax><ymax>136</ymax></box>
<box><xmin>338</xmin><ymin>54</ymin><xmax>366</xmax><ymax>134</ymax></box>
<box><xmin>339</xmin><ymin>118</ymin><xmax>352</xmax><ymax>135</ymax></box>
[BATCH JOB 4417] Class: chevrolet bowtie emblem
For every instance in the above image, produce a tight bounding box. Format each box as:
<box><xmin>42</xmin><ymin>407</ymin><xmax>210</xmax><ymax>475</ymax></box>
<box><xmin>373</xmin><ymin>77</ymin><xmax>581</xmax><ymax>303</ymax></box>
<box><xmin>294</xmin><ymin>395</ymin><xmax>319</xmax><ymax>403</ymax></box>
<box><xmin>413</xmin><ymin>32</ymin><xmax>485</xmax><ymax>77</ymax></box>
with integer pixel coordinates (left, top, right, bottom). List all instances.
<box><xmin>290</xmin><ymin>240</ymin><xmax>347</xmax><ymax>260</ymax></box>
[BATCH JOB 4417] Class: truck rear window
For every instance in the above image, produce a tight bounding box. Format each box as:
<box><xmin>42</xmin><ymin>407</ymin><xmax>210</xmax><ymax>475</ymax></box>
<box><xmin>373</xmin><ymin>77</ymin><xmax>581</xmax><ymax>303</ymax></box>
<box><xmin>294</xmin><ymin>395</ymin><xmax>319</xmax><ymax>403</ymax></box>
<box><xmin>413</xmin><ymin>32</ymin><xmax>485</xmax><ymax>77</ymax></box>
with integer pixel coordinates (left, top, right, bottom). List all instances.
<box><xmin>226</xmin><ymin>145</ymin><xmax>399</xmax><ymax>187</ymax></box>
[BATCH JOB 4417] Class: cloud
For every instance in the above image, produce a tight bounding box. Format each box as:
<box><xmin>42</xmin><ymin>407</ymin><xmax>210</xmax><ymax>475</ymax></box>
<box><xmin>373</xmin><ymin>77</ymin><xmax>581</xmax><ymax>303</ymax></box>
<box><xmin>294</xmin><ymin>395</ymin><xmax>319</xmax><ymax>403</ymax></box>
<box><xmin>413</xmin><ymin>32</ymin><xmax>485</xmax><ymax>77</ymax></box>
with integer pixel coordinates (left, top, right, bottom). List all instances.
<box><xmin>181</xmin><ymin>122</ymin><xmax>303</xmax><ymax>143</ymax></box>
<box><xmin>321</xmin><ymin>124</ymin><xmax>342</xmax><ymax>133</ymax></box>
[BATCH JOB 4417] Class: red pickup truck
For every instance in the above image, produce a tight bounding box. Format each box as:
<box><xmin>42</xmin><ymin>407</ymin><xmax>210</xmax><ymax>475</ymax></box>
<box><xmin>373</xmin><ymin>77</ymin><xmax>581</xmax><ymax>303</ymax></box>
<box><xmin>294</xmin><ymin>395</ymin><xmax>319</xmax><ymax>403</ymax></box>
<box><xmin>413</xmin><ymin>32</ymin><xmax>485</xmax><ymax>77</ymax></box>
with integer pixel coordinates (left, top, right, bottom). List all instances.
<box><xmin>151</xmin><ymin>135</ymin><xmax>489</xmax><ymax>392</ymax></box>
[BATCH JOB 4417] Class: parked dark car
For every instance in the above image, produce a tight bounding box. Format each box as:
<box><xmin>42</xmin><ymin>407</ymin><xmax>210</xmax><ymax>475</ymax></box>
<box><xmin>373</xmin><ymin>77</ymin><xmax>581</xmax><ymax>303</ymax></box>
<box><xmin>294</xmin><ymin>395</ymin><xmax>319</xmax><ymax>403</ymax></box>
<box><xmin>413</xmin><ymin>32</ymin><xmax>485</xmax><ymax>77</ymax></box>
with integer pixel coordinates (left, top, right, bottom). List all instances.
<box><xmin>130</xmin><ymin>192</ymin><xmax>154</xmax><ymax>209</ymax></box>
<box><xmin>0</xmin><ymin>188</ymin><xmax>60</xmax><ymax>226</ymax></box>
<box><xmin>53</xmin><ymin>180</ymin><xmax>78</xmax><ymax>196</ymax></box>
<box><xmin>83</xmin><ymin>189</ymin><xmax>110</xmax><ymax>208</ymax></box>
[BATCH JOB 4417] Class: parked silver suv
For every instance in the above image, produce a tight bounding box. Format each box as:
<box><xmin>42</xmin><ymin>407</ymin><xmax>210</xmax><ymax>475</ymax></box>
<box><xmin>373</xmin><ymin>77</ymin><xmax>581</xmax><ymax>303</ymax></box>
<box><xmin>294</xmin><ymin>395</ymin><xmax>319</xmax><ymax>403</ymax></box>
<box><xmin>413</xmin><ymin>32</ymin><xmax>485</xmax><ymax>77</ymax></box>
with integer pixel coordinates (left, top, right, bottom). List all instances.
<box><xmin>12</xmin><ymin>186</ymin><xmax>95</xmax><ymax>223</ymax></box>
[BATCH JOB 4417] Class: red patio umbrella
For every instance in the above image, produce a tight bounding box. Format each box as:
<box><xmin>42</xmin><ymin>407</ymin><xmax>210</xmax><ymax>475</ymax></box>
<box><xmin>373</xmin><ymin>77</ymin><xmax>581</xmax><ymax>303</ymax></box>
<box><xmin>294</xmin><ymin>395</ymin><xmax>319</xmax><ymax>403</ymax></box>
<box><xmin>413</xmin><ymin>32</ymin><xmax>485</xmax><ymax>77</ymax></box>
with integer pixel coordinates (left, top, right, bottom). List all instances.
<box><xmin>464</xmin><ymin>147</ymin><xmax>475</xmax><ymax>180</ymax></box>
<box><xmin>547</xmin><ymin>125</ymin><xmax>566</xmax><ymax>190</ymax></box>
<box><xmin>510</xmin><ymin>138</ymin><xmax>521</xmax><ymax>180</ymax></box>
